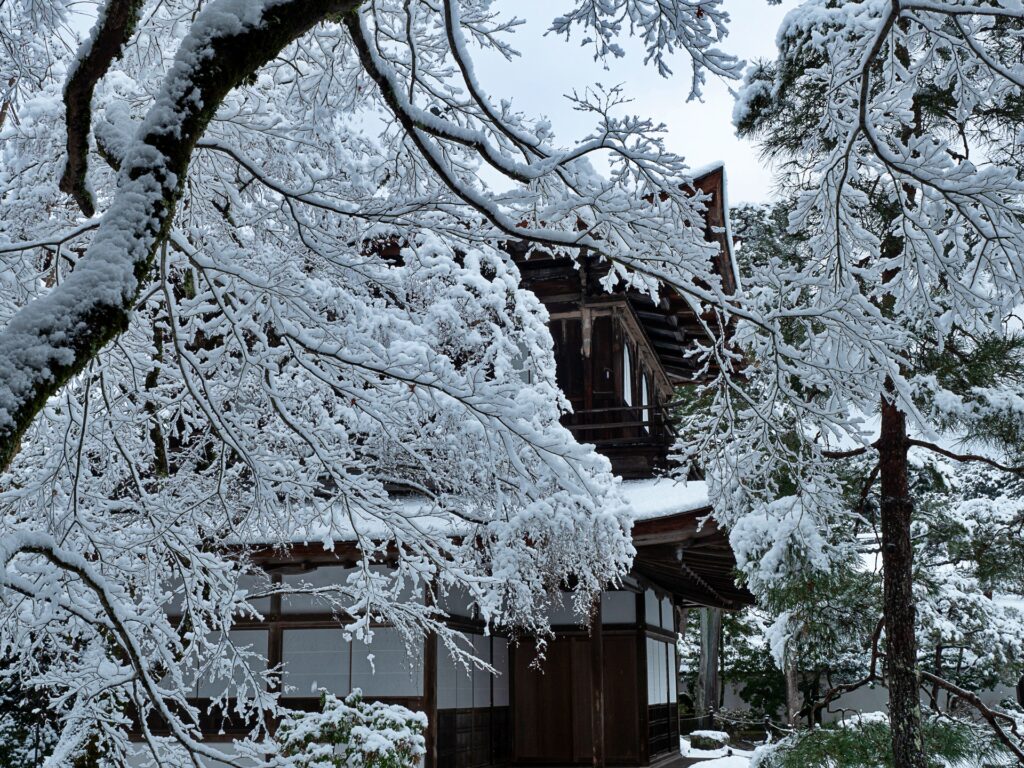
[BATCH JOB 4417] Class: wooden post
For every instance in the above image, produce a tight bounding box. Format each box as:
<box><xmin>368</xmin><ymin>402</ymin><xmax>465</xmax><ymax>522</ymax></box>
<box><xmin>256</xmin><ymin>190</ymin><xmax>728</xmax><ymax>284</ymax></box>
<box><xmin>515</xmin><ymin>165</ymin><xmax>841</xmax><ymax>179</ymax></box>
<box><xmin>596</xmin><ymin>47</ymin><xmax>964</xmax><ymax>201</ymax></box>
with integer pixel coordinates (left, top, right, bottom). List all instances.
<box><xmin>591</xmin><ymin>595</ymin><xmax>605</xmax><ymax>768</ymax></box>
<box><xmin>423</xmin><ymin>586</ymin><xmax>438</xmax><ymax>768</ymax></box>
<box><xmin>637</xmin><ymin>591</ymin><xmax>649</xmax><ymax>766</ymax></box>
<box><xmin>695</xmin><ymin>607</ymin><xmax>722</xmax><ymax>730</ymax></box>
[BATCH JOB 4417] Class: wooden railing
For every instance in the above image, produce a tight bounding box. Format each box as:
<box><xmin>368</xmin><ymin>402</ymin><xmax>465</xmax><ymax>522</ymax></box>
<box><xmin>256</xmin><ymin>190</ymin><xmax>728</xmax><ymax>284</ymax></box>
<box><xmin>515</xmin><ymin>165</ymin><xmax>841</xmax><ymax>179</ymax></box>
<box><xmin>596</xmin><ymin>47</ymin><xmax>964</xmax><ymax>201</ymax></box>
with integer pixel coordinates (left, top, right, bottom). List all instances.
<box><xmin>562</xmin><ymin>404</ymin><xmax>676</xmax><ymax>446</ymax></box>
<box><xmin>561</xmin><ymin>404</ymin><xmax>676</xmax><ymax>477</ymax></box>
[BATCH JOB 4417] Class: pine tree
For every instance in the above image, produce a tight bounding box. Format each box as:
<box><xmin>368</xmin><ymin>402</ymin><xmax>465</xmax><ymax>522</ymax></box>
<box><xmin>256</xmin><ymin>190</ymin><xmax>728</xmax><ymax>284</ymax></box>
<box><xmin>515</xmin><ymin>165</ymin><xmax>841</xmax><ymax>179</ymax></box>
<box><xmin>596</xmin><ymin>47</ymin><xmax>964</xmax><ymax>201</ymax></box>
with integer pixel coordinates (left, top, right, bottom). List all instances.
<box><xmin>728</xmin><ymin>202</ymin><xmax>1024</xmax><ymax>762</ymax></box>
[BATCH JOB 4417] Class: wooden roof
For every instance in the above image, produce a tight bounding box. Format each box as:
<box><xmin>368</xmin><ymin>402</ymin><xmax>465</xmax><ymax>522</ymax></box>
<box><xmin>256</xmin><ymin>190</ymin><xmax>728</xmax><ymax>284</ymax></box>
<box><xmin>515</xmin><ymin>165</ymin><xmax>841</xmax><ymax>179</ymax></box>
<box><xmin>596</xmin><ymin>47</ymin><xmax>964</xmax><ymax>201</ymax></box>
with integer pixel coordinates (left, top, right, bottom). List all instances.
<box><xmin>632</xmin><ymin>506</ymin><xmax>753</xmax><ymax>609</ymax></box>
<box><xmin>513</xmin><ymin>165</ymin><xmax>737</xmax><ymax>386</ymax></box>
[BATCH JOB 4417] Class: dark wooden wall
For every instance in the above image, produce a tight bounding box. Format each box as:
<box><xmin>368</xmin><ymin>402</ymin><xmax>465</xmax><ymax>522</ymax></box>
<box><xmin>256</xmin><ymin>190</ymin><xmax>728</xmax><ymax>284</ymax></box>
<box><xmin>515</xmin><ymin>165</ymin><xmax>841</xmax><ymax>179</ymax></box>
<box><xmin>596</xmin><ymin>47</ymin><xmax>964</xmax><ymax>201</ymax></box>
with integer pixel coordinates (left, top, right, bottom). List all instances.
<box><xmin>511</xmin><ymin>633</ymin><xmax>641</xmax><ymax>766</ymax></box>
<box><xmin>436</xmin><ymin>707</ymin><xmax>511</xmax><ymax>768</ymax></box>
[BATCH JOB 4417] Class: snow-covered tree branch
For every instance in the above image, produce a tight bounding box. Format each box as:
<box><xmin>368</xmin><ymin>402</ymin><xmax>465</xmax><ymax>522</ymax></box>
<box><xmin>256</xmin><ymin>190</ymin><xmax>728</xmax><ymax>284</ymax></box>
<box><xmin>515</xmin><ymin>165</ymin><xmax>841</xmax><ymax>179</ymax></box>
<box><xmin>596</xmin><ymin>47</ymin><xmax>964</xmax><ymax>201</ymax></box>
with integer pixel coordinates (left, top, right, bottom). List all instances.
<box><xmin>0</xmin><ymin>0</ymin><xmax>741</xmax><ymax>764</ymax></box>
<box><xmin>694</xmin><ymin>5</ymin><xmax>1024</xmax><ymax>765</ymax></box>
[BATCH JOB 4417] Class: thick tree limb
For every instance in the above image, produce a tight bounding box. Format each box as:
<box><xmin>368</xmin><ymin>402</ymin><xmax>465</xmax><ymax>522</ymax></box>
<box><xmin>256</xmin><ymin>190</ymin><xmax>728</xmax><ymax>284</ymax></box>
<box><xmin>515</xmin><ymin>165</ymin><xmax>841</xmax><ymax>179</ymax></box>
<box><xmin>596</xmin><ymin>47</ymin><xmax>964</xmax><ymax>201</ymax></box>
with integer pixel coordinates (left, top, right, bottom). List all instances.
<box><xmin>908</xmin><ymin>438</ymin><xmax>1024</xmax><ymax>473</ymax></box>
<box><xmin>59</xmin><ymin>0</ymin><xmax>145</xmax><ymax>218</ymax></box>
<box><xmin>821</xmin><ymin>444</ymin><xmax>873</xmax><ymax>459</ymax></box>
<box><xmin>0</xmin><ymin>0</ymin><xmax>360</xmax><ymax>473</ymax></box>
<box><xmin>918</xmin><ymin>670</ymin><xmax>1024</xmax><ymax>763</ymax></box>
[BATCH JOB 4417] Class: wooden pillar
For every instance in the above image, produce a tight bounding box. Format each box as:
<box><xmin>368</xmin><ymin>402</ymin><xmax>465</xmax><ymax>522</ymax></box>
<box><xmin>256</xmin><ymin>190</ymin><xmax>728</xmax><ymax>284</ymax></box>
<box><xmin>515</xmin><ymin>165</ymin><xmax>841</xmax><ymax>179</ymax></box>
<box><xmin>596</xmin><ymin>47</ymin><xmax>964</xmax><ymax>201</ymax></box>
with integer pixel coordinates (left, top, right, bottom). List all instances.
<box><xmin>695</xmin><ymin>607</ymin><xmax>722</xmax><ymax>730</ymax></box>
<box><xmin>591</xmin><ymin>596</ymin><xmax>605</xmax><ymax>768</ymax></box>
<box><xmin>674</xmin><ymin>606</ymin><xmax>688</xmax><ymax>736</ymax></box>
<box><xmin>636</xmin><ymin>591</ymin><xmax>649</xmax><ymax>766</ymax></box>
<box><xmin>423</xmin><ymin>586</ymin><xmax>438</xmax><ymax>768</ymax></box>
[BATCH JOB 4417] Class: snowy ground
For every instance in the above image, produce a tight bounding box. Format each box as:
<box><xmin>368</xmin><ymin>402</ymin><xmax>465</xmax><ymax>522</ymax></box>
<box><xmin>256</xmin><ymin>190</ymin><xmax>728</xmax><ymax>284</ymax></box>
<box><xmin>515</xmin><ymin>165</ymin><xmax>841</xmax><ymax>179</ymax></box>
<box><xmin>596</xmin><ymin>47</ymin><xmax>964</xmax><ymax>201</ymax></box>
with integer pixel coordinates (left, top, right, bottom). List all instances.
<box><xmin>680</xmin><ymin>736</ymin><xmax>755</xmax><ymax>767</ymax></box>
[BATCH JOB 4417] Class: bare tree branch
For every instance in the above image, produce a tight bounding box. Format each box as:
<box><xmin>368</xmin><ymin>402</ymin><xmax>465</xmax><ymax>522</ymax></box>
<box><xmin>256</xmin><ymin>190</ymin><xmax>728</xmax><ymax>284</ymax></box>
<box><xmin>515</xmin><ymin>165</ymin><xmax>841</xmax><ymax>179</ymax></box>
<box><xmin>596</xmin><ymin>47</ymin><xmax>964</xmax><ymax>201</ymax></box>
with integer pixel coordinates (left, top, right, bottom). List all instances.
<box><xmin>908</xmin><ymin>439</ymin><xmax>1024</xmax><ymax>473</ymax></box>
<box><xmin>919</xmin><ymin>669</ymin><xmax>1024</xmax><ymax>763</ymax></box>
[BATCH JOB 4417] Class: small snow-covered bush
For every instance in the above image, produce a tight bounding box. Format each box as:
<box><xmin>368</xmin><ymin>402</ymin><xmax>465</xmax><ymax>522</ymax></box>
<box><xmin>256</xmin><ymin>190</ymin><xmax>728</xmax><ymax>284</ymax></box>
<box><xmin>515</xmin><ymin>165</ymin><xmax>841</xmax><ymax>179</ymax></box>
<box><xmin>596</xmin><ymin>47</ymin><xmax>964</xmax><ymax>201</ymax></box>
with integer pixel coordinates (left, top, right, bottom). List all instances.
<box><xmin>275</xmin><ymin>691</ymin><xmax>426</xmax><ymax>768</ymax></box>
<box><xmin>690</xmin><ymin>730</ymin><xmax>730</xmax><ymax>750</ymax></box>
<box><xmin>751</xmin><ymin>716</ymin><xmax>1011</xmax><ymax>768</ymax></box>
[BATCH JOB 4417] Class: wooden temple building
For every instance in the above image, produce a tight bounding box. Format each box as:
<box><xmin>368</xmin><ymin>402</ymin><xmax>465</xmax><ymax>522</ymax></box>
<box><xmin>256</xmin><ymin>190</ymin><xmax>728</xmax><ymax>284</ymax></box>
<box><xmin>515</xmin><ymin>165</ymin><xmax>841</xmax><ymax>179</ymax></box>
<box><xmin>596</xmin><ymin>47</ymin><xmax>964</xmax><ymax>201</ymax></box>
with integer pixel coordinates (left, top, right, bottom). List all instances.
<box><xmin>174</xmin><ymin>165</ymin><xmax>751</xmax><ymax>768</ymax></box>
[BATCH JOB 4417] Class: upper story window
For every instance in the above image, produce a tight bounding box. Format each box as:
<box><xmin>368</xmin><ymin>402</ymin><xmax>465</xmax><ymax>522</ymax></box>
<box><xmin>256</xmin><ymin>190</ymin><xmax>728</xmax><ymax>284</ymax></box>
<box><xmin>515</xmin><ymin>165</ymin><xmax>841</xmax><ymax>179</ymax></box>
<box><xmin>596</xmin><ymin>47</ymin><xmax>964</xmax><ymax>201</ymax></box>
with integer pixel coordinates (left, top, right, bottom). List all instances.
<box><xmin>641</xmin><ymin>372</ymin><xmax>650</xmax><ymax>433</ymax></box>
<box><xmin>623</xmin><ymin>343</ymin><xmax>633</xmax><ymax>406</ymax></box>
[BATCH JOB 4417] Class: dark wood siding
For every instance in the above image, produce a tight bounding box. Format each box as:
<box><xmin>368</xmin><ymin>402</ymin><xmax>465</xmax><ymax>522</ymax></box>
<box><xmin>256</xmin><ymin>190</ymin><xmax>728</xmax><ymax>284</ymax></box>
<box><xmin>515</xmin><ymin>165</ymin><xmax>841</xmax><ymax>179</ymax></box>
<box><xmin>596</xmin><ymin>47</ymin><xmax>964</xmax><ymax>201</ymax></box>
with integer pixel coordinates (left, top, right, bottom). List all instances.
<box><xmin>551</xmin><ymin>317</ymin><xmax>584</xmax><ymax>406</ymax></box>
<box><xmin>513</xmin><ymin>639</ymin><xmax>574</xmax><ymax>763</ymax></box>
<box><xmin>512</xmin><ymin>633</ymin><xmax>641</xmax><ymax>766</ymax></box>
<box><xmin>603</xmin><ymin>635</ymin><xmax>641</xmax><ymax>764</ymax></box>
<box><xmin>437</xmin><ymin>707</ymin><xmax>510</xmax><ymax>768</ymax></box>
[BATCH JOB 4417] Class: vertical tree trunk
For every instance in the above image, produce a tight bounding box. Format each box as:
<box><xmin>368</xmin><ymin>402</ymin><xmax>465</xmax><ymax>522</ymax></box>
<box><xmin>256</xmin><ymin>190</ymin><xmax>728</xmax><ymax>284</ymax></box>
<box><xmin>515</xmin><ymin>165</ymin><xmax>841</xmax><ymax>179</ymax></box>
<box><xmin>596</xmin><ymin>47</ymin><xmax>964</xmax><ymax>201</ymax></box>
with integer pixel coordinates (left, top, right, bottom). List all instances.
<box><xmin>695</xmin><ymin>607</ymin><xmax>722</xmax><ymax>730</ymax></box>
<box><xmin>785</xmin><ymin>651</ymin><xmax>801</xmax><ymax>727</ymax></box>
<box><xmin>878</xmin><ymin>389</ymin><xmax>927</xmax><ymax>768</ymax></box>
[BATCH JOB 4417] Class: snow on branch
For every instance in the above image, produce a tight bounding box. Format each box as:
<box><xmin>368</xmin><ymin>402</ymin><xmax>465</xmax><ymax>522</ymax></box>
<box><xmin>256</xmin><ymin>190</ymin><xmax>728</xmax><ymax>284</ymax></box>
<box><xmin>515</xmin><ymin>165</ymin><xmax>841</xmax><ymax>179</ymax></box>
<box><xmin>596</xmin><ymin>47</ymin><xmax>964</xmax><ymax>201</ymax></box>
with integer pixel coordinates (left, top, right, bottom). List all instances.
<box><xmin>0</xmin><ymin>0</ymin><xmax>360</xmax><ymax>472</ymax></box>
<box><xmin>549</xmin><ymin>0</ymin><xmax>745</xmax><ymax>97</ymax></box>
<box><xmin>59</xmin><ymin>0</ymin><xmax>145</xmax><ymax>217</ymax></box>
<box><xmin>0</xmin><ymin>0</ymin><xmax>756</xmax><ymax>761</ymax></box>
<box><xmin>676</xmin><ymin>0</ymin><xmax>1024</xmax><ymax>596</ymax></box>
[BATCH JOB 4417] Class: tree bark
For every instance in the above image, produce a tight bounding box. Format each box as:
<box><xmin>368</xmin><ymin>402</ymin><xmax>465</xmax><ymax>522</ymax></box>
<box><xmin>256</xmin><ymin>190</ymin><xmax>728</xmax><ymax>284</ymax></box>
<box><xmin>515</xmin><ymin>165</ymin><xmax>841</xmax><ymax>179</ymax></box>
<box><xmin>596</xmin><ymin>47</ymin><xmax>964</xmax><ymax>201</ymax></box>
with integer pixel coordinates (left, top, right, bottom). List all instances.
<box><xmin>60</xmin><ymin>0</ymin><xmax>145</xmax><ymax>217</ymax></box>
<box><xmin>878</xmin><ymin>386</ymin><xmax>927</xmax><ymax>768</ymax></box>
<box><xmin>785</xmin><ymin>649</ymin><xmax>801</xmax><ymax>727</ymax></box>
<box><xmin>695</xmin><ymin>606</ymin><xmax>722</xmax><ymax>730</ymax></box>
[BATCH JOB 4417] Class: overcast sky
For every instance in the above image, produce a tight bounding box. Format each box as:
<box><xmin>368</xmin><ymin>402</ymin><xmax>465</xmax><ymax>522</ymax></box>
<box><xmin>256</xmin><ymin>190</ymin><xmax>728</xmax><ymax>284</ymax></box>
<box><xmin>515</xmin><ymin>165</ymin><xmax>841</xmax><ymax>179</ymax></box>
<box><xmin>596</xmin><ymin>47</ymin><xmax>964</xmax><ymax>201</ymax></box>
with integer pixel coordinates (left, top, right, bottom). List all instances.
<box><xmin>68</xmin><ymin>0</ymin><xmax>793</xmax><ymax>203</ymax></box>
<box><xmin>474</xmin><ymin>0</ymin><xmax>797</xmax><ymax>204</ymax></box>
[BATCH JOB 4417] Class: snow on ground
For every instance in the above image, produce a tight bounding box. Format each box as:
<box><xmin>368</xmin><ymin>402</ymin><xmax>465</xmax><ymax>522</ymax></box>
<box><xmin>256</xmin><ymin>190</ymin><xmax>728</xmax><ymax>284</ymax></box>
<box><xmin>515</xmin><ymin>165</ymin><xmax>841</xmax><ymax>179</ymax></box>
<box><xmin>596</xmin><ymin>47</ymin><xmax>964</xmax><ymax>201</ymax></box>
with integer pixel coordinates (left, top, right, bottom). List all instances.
<box><xmin>680</xmin><ymin>736</ymin><xmax>754</xmax><ymax>767</ymax></box>
<box><xmin>689</xmin><ymin>758</ymin><xmax>751</xmax><ymax>768</ymax></box>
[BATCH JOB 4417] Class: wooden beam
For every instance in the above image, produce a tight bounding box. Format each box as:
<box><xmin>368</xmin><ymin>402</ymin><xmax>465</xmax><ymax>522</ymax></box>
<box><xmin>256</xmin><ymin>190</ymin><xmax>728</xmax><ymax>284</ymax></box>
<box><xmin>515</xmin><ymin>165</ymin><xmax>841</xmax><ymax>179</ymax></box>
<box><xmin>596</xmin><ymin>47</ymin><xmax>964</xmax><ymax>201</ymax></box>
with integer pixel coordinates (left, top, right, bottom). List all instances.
<box><xmin>423</xmin><ymin>586</ymin><xmax>438</xmax><ymax>768</ymax></box>
<box><xmin>646</xmin><ymin>326</ymin><xmax>685</xmax><ymax>341</ymax></box>
<box><xmin>591</xmin><ymin>599</ymin><xmax>605</xmax><ymax>768</ymax></box>
<box><xmin>631</xmin><ymin>507</ymin><xmax>717</xmax><ymax>546</ymax></box>
<box><xmin>636</xmin><ymin>310</ymin><xmax>679</xmax><ymax>327</ymax></box>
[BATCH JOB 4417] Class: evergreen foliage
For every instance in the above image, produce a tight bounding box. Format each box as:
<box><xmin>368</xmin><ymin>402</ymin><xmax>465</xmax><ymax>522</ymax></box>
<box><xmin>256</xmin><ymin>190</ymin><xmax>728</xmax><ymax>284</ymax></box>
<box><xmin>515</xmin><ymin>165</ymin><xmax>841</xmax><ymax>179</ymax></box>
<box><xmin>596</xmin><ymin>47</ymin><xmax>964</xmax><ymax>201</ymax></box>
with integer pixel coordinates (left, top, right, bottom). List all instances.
<box><xmin>728</xmin><ymin>202</ymin><xmax>1024</xmax><ymax>748</ymax></box>
<box><xmin>753</xmin><ymin>717</ymin><xmax>1012</xmax><ymax>768</ymax></box>
<box><xmin>0</xmin><ymin>673</ymin><xmax>56</xmax><ymax>768</ymax></box>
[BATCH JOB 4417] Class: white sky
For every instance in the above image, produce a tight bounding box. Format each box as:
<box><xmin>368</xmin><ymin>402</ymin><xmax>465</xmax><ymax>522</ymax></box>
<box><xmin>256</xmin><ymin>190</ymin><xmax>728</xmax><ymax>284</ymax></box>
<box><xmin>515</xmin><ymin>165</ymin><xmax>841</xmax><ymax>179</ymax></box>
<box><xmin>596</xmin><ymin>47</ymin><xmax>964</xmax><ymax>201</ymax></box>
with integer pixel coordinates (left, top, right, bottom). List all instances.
<box><xmin>474</xmin><ymin>0</ymin><xmax>797</xmax><ymax>204</ymax></box>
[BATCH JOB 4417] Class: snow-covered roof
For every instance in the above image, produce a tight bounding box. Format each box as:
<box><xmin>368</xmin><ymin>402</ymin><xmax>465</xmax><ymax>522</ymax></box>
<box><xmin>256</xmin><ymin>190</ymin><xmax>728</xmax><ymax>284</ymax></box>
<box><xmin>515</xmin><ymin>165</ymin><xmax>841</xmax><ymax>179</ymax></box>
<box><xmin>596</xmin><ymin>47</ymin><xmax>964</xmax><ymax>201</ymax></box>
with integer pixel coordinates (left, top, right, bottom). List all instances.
<box><xmin>236</xmin><ymin>478</ymin><xmax>712</xmax><ymax>550</ymax></box>
<box><xmin>619</xmin><ymin>477</ymin><xmax>710</xmax><ymax>522</ymax></box>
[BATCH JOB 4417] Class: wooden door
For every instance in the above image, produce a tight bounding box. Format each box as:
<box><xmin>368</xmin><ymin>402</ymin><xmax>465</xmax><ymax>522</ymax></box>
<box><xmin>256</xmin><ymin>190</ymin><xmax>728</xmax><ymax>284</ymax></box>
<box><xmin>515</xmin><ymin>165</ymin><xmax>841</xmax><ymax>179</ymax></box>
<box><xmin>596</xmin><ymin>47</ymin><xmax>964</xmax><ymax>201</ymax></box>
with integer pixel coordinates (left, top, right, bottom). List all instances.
<box><xmin>512</xmin><ymin>634</ymin><xmax>641</xmax><ymax>765</ymax></box>
<box><xmin>603</xmin><ymin>635</ymin><xmax>640</xmax><ymax>764</ymax></box>
<box><xmin>513</xmin><ymin>638</ymin><xmax>574</xmax><ymax>763</ymax></box>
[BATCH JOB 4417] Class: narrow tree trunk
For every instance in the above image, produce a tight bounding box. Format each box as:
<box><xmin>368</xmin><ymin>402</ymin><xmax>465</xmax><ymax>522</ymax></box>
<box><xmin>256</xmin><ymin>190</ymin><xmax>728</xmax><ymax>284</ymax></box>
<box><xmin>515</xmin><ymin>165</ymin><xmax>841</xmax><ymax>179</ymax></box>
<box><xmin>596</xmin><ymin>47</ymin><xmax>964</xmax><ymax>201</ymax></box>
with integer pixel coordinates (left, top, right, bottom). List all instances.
<box><xmin>878</xmin><ymin>389</ymin><xmax>927</xmax><ymax>768</ymax></box>
<box><xmin>695</xmin><ymin>607</ymin><xmax>722</xmax><ymax>730</ymax></box>
<box><xmin>785</xmin><ymin>651</ymin><xmax>801</xmax><ymax>727</ymax></box>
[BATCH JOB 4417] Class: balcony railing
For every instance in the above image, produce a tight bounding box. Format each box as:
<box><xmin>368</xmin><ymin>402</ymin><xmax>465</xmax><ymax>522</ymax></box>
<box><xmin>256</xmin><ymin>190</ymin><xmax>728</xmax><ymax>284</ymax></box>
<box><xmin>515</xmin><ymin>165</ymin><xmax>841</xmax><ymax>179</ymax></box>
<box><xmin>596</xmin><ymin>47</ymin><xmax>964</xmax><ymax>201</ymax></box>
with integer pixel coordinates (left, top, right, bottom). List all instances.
<box><xmin>561</xmin><ymin>405</ymin><xmax>676</xmax><ymax>478</ymax></box>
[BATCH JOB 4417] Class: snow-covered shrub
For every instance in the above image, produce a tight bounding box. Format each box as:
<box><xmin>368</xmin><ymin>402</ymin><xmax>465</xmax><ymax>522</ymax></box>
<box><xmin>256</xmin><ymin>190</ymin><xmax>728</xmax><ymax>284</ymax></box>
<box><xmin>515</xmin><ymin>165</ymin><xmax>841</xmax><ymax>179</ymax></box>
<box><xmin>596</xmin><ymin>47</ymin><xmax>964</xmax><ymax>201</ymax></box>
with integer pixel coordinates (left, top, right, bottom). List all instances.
<box><xmin>751</xmin><ymin>716</ymin><xmax>1012</xmax><ymax>768</ymax></box>
<box><xmin>274</xmin><ymin>691</ymin><xmax>426</xmax><ymax>768</ymax></box>
<box><xmin>690</xmin><ymin>730</ymin><xmax>730</xmax><ymax>750</ymax></box>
